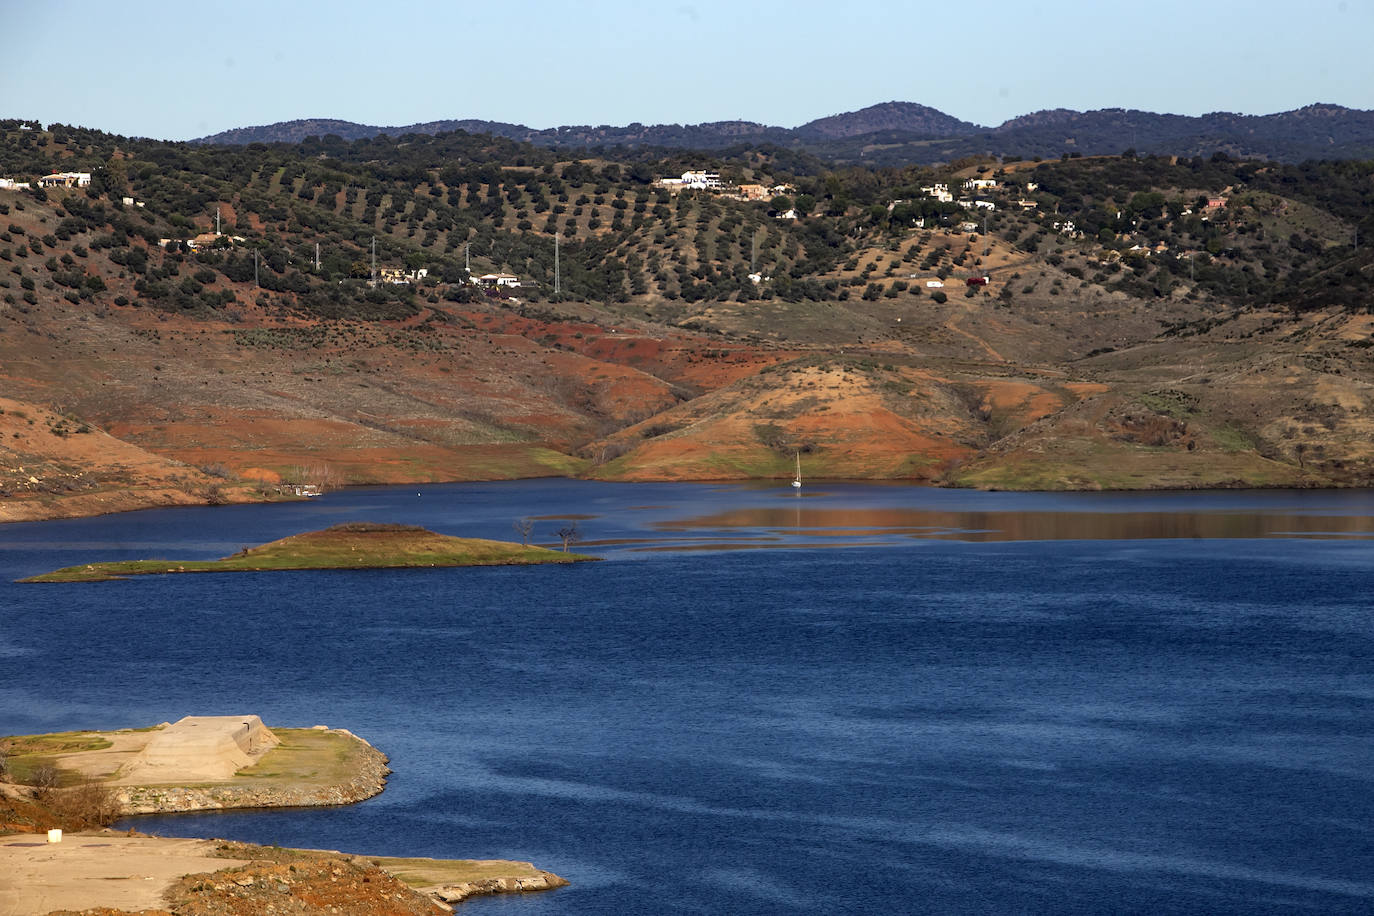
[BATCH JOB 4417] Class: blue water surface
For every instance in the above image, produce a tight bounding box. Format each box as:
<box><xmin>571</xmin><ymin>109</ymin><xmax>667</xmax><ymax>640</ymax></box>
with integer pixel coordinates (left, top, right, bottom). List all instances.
<box><xmin>2</xmin><ymin>482</ymin><xmax>1373</xmax><ymax>914</ymax></box>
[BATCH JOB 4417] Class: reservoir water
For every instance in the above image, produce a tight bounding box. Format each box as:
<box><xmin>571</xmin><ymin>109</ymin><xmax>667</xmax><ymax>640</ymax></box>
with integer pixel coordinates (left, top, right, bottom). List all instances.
<box><xmin>3</xmin><ymin>481</ymin><xmax>1373</xmax><ymax>913</ymax></box>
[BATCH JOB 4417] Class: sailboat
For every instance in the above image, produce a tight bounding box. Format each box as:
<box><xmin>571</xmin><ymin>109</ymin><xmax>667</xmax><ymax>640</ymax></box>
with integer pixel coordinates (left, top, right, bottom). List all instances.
<box><xmin>791</xmin><ymin>452</ymin><xmax>802</xmax><ymax>488</ymax></box>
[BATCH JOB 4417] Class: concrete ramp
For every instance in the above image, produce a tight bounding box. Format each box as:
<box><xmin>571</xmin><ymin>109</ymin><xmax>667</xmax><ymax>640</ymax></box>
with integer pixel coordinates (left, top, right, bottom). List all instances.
<box><xmin>117</xmin><ymin>715</ymin><xmax>279</xmax><ymax>783</ymax></box>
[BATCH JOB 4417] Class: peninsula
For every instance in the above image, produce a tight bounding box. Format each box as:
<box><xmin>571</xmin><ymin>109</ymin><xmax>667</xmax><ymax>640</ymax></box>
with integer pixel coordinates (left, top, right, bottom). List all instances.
<box><xmin>20</xmin><ymin>522</ymin><xmax>596</xmax><ymax>582</ymax></box>
<box><xmin>0</xmin><ymin>717</ymin><xmax>569</xmax><ymax>914</ymax></box>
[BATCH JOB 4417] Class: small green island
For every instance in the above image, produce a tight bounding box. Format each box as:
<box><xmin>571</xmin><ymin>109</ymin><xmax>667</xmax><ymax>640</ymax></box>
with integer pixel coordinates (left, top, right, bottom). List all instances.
<box><xmin>20</xmin><ymin>522</ymin><xmax>596</xmax><ymax>583</ymax></box>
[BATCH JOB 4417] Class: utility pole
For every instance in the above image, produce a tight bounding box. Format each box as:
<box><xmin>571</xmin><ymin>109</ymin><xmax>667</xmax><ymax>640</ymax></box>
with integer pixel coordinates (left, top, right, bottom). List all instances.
<box><xmin>554</xmin><ymin>234</ymin><xmax>560</xmax><ymax>295</ymax></box>
<box><xmin>370</xmin><ymin>236</ymin><xmax>376</xmax><ymax>285</ymax></box>
<box><xmin>315</xmin><ymin>242</ymin><xmax>320</xmax><ymax>272</ymax></box>
<box><xmin>464</xmin><ymin>242</ymin><xmax>470</xmax><ymax>274</ymax></box>
<box><xmin>215</xmin><ymin>206</ymin><xmax>220</xmax><ymax>237</ymax></box>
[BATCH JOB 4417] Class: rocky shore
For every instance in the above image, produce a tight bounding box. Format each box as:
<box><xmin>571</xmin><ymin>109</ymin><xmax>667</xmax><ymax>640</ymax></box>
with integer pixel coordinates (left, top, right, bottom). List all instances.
<box><xmin>116</xmin><ymin>729</ymin><xmax>390</xmax><ymax>815</ymax></box>
<box><xmin>428</xmin><ymin>871</ymin><xmax>571</xmax><ymax>905</ymax></box>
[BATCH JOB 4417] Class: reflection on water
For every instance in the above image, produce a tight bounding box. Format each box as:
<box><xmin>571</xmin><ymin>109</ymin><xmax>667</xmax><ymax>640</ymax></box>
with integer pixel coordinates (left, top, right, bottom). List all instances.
<box><xmin>655</xmin><ymin>505</ymin><xmax>1374</xmax><ymax>542</ymax></box>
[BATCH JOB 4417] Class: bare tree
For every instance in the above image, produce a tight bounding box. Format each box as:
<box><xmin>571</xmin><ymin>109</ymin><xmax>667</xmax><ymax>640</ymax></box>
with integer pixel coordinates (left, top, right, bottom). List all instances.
<box><xmin>513</xmin><ymin>518</ymin><xmax>534</xmax><ymax>547</ymax></box>
<box><xmin>28</xmin><ymin>764</ymin><xmax>60</xmax><ymax>800</ymax></box>
<box><xmin>46</xmin><ymin>778</ymin><xmax>121</xmax><ymax>827</ymax></box>
<box><xmin>555</xmin><ymin>522</ymin><xmax>581</xmax><ymax>552</ymax></box>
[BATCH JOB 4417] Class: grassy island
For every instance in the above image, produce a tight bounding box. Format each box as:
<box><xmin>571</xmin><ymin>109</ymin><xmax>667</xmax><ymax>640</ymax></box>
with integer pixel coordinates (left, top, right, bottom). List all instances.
<box><xmin>20</xmin><ymin>522</ymin><xmax>596</xmax><ymax>582</ymax></box>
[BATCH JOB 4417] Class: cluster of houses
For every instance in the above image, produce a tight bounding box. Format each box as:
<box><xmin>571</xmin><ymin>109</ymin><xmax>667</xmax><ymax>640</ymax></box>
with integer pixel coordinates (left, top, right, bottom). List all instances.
<box><xmin>918</xmin><ymin>178</ymin><xmax>1041</xmax><ymax>215</ymax></box>
<box><xmin>655</xmin><ymin>170</ymin><xmax>795</xmax><ymax>207</ymax></box>
<box><xmin>376</xmin><ymin>268</ymin><xmax>520</xmax><ymax>290</ymax></box>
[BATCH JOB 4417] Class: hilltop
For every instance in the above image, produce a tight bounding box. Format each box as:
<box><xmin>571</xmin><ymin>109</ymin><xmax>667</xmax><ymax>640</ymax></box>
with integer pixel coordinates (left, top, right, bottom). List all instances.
<box><xmin>191</xmin><ymin>101</ymin><xmax>1374</xmax><ymax>165</ymax></box>
<box><xmin>1</xmin><ymin>117</ymin><xmax>1372</xmax><ymax>521</ymax></box>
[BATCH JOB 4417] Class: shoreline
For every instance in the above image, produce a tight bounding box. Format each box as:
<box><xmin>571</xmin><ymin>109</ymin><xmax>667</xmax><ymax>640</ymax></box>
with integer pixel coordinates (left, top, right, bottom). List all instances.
<box><xmin>0</xmin><ymin>832</ymin><xmax>569</xmax><ymax>915</ymax></box>
<box><xmin>0</xmin><ymin>720</ymin><xmax>569</xmax><ymax>913</ymax></box>
<box><xmin>115</xmin><ymin>727</ymin><xmax>392</xmax><ymax>815</ymax></box>
<box><xmin>0</xmin><ymin>472</ymin><xmax>1361</xmax><ymax>528</ymax></box>
<box><xmin>1</xmin><ymin>722</ymin><xmax>392</xmax><ymax>818</ymax></box>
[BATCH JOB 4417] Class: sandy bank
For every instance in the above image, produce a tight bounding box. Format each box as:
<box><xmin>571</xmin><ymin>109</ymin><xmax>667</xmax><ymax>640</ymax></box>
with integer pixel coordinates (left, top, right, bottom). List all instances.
<box><xmin>0</xmin><ymin>832</ymin><xmax>569</xmax><ymax>916</ymax></box>
<box><xmin>0</xmin><ymin>833</ymin><xmax>250</xmax><ymax>916</ymax></box>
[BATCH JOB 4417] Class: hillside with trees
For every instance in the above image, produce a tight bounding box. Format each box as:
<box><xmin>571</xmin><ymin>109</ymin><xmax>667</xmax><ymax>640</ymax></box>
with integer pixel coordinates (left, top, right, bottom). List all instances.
<box><xmin>192</xmin><ymin>102</ymin><xmax>1374</xmax><ymax>165</ymax></box>
<box><xmin>2</xmin><ymin>117</ymin><xmax>1373</xmax><ymax>520</ymax></box>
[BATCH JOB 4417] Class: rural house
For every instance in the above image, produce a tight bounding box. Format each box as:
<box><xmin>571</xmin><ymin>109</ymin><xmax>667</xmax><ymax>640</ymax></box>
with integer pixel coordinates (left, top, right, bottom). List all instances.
<box><xmin>477</xmin><ymin>273</ymin><xmax>521</xmax><ymax>288</ymax></box>
<box><xmin>37</xmin><ymin>171</ymin><xmax>91</xmax><ymax>188</ymax></box>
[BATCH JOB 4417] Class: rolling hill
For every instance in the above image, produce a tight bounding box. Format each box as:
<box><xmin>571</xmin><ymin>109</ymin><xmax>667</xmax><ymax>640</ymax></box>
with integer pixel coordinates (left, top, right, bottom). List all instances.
<box><xmin>1</xmin><ymin>118</ymin><xmax>1373</xmax><ymax>521</ymax></box>
<box><xmin>191</xmin><ymin>102</ymin><xmax>1374</xmax><ymax>165</ymax></box>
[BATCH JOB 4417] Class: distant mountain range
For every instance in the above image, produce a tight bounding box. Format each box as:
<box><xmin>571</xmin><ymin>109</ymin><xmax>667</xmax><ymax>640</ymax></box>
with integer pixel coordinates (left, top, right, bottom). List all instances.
<box><xmin>194</xmin><ymin>101</ymin><xmax>1374</xmax><ymax>165</ymax></box>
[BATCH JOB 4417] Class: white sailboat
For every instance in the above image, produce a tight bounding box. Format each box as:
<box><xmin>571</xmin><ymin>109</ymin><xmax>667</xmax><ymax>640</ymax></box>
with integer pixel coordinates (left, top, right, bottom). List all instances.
<box><xmin>791</xmin><ymin>452</ymin><xmax>802</xmax><ymax>488</ymax></box>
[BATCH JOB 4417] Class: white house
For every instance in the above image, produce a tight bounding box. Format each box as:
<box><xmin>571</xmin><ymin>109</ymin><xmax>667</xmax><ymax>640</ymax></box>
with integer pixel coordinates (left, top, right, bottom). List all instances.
<box><xmin>964</xmin><ymin>178</ymin><xmax>998</xmax><ymax>191</ymax></box>
<box><xmin>0</xmin><ymin>178</ymin><xmax>30</xmax><ymax>190</ymax></box>
<box><xmin>680</xmin><ymin>170</ymin><xmax>722</xmax><ymax>190</ymax></box>
<box><xmin>973</xmin><ymin>200</ymin><xmax>996</xmax><ymax>211</ymax></box>
<box><xmin>37</xmin><ymin>171</ymin><xmax>91</xmax><ymax>188</ymax></box>
<box><xmin>921</xmin><ymin>183</ymin><xmax>953</xmax><ymax>203</ymax></box>
<box><xmin>925</xmin><ymin>280</ymin><xmax>944</xmax><ymax>289</ymax></box>
<box><xmin>477</xmin><ymin>273</ymin><xmax>521</xmax><ymax>288</ymax></box>
<box><xmin>657</xmin><ymin>170</ymin><xmax>723</xmax><ymax>191</ymax></box>
<box><xmin>379</xmin><ymin>267</ymin><xmax>429</xmax><ymax>285</ymax></box>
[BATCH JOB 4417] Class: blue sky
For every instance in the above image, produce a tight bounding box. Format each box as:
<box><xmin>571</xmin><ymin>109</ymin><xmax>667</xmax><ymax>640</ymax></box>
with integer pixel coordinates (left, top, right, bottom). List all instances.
<box><xmin>7</xmin><ymin>0</ymin><xmax>1373</xmax><ymax>140</ymax></box>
